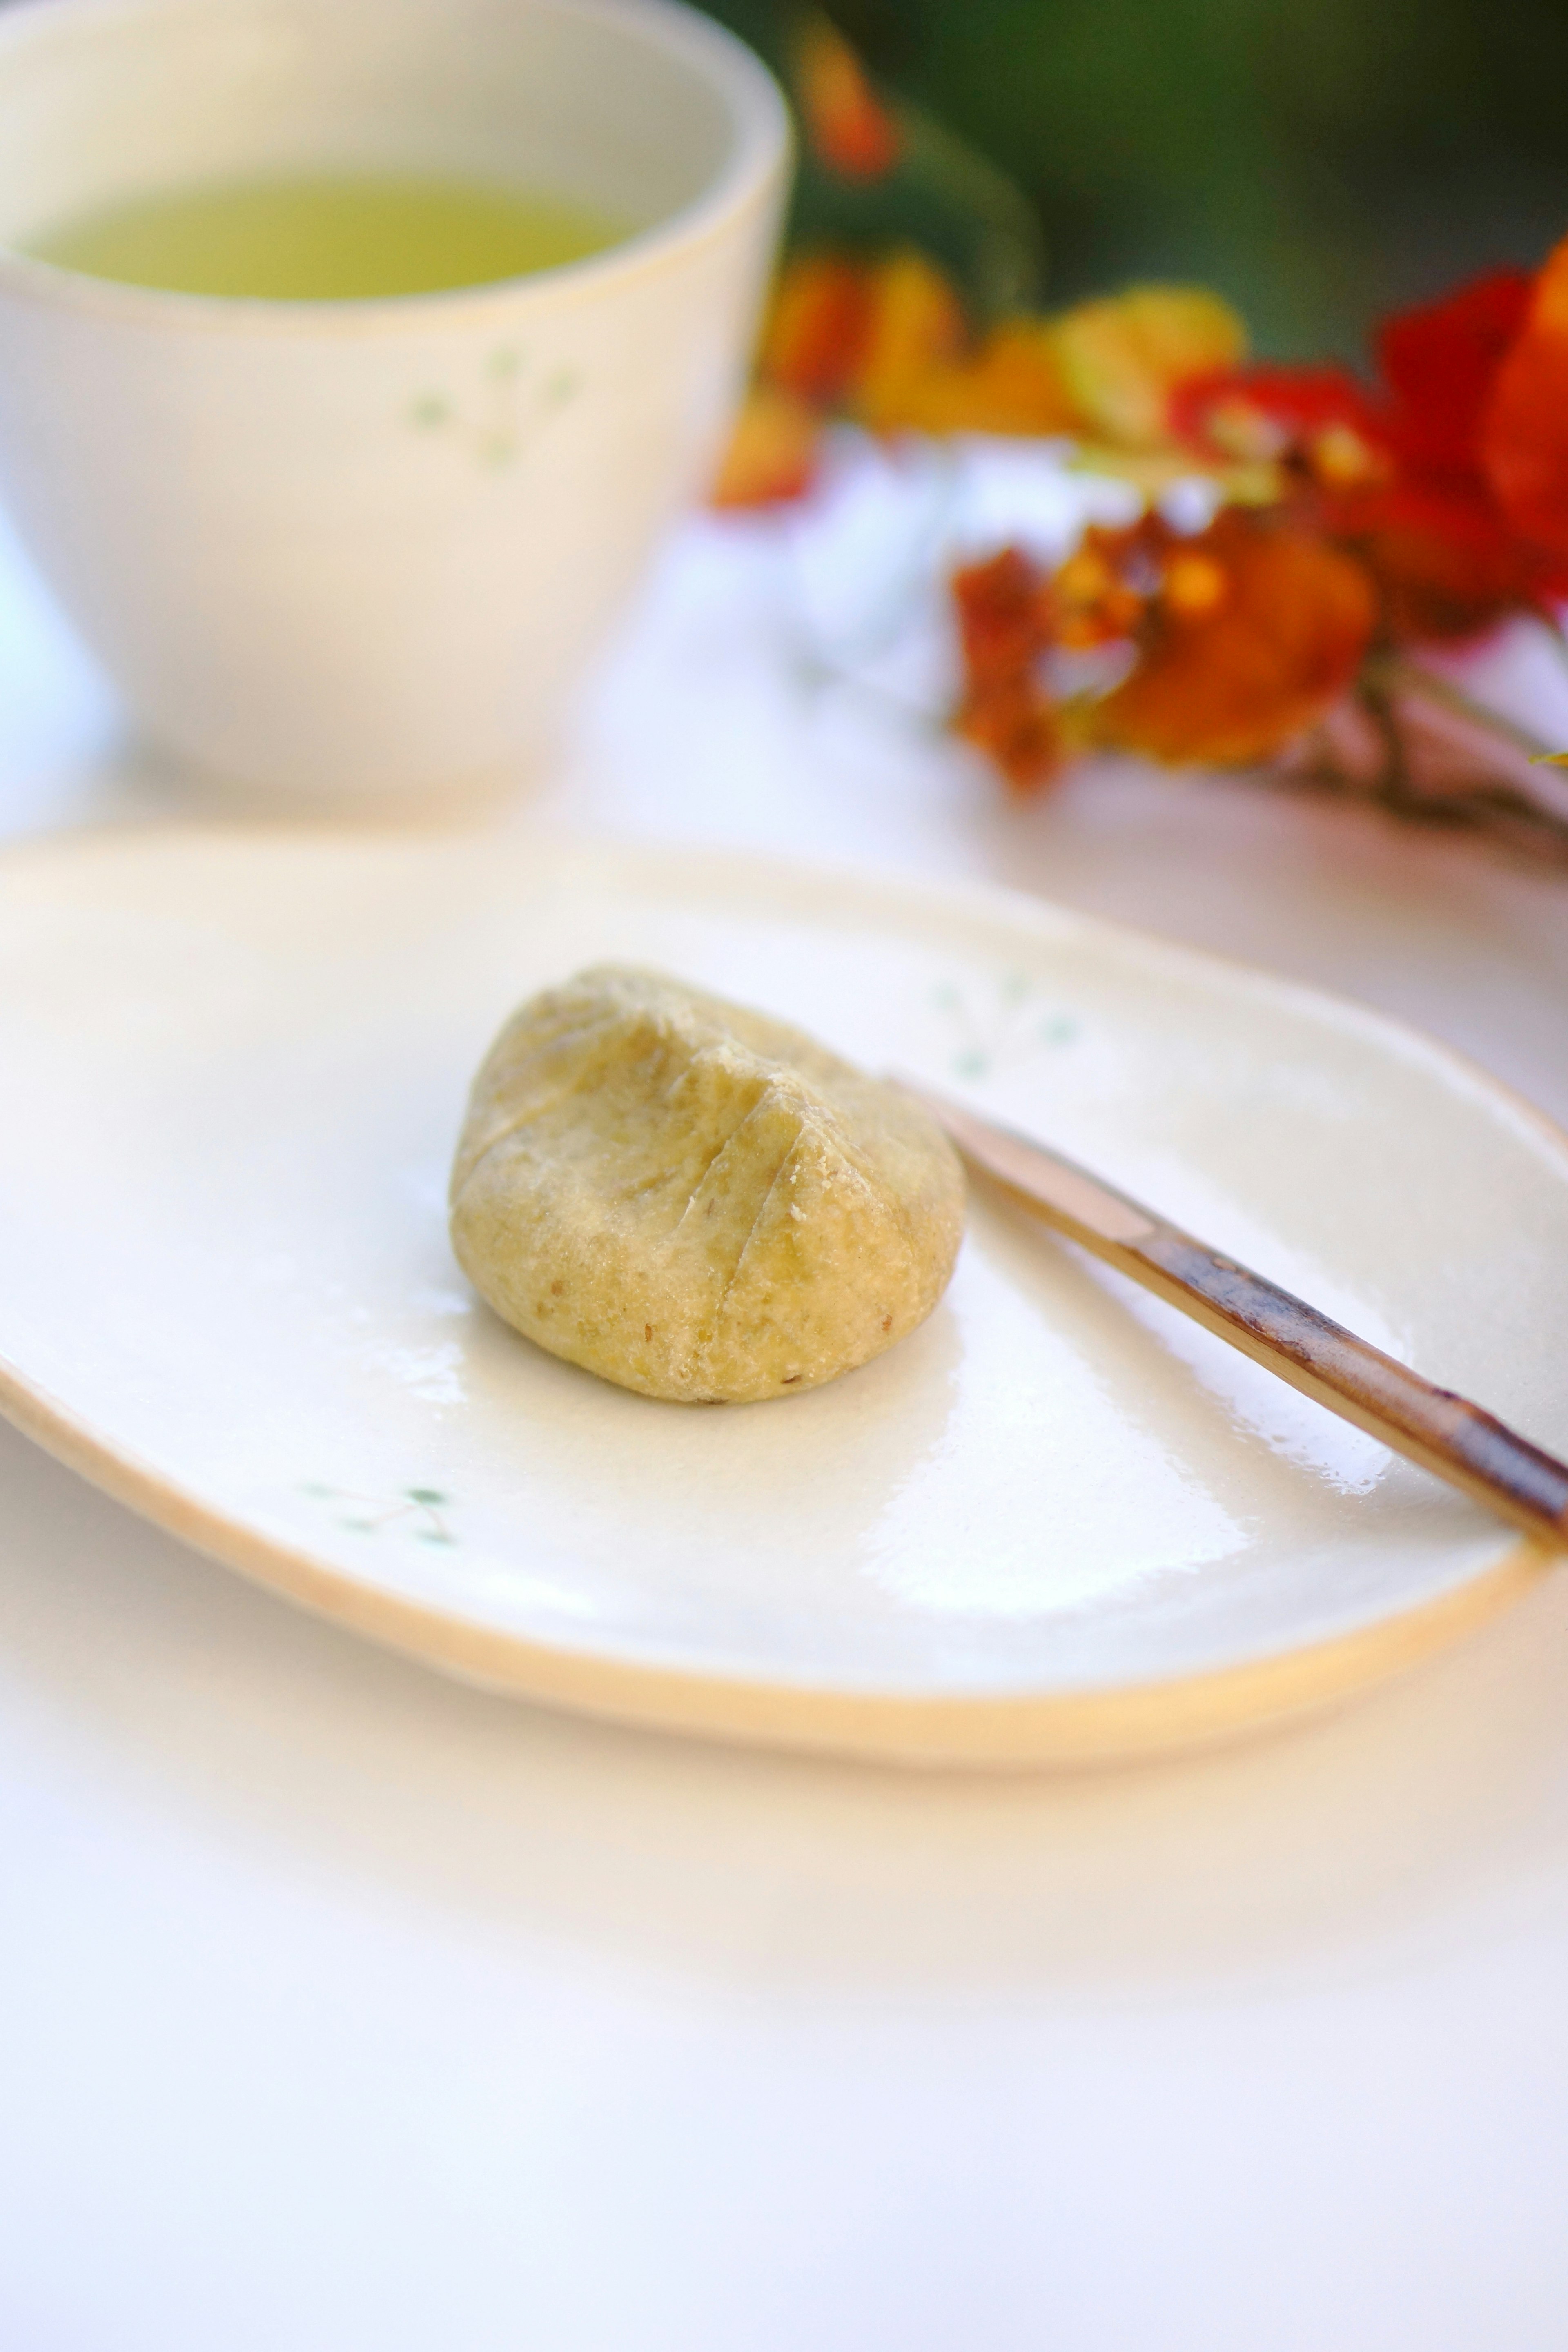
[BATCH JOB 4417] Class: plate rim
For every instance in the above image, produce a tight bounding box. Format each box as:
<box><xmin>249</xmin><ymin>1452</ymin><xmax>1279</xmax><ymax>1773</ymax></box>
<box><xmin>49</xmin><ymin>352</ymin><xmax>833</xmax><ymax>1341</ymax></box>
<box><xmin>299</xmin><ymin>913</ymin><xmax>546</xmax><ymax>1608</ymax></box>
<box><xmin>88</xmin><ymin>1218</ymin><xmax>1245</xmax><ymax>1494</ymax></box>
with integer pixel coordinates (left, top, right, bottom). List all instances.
<box><xmin>1</xmin><ymin>1353</ymin><xmax>1549</xmax><ymax>1765</ymax></box>
<box><xmin>1</xmin><ymin>818</ymin><xmax>1563</xmax><ymax>1765</ymax></box>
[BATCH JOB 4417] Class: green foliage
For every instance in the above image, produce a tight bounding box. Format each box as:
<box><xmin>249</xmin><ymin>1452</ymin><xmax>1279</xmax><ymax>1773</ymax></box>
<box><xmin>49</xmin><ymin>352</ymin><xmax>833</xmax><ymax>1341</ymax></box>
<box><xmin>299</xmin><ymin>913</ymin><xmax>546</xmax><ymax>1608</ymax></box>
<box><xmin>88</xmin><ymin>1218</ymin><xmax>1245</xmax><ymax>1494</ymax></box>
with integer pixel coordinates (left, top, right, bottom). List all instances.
<box><xmin>788</xmin><ymin>94</ymin><xmax>1046</xmax><ymax>318</ymax></box>
<box><xmin>697</xmin><ymin>0</ymin><xmax>1568</xmax><ymax>353</ymax></box>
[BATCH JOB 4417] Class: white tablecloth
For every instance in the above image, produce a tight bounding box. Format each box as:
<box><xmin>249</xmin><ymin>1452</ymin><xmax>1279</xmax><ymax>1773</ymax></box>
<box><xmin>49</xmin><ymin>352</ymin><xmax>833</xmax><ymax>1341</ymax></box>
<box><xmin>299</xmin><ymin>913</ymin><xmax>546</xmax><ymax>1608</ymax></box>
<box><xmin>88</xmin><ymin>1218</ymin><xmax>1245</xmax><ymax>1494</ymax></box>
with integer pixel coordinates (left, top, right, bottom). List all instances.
<box><xmin>4</xmin><ymin>480</ymin><xmax>1568</xmax><ymax>2351</ymax></box>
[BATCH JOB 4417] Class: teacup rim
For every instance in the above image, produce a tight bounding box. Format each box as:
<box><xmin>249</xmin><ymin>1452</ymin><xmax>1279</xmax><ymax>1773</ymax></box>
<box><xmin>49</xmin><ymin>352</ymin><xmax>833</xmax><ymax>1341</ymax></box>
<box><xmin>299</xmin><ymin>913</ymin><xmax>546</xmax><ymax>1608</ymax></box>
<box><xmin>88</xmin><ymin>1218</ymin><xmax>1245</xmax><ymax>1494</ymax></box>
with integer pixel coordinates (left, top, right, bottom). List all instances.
<box><xmin>0</xmin><ymin>0</ymin><xmax>792</xmax><ymax>334</ymax></box>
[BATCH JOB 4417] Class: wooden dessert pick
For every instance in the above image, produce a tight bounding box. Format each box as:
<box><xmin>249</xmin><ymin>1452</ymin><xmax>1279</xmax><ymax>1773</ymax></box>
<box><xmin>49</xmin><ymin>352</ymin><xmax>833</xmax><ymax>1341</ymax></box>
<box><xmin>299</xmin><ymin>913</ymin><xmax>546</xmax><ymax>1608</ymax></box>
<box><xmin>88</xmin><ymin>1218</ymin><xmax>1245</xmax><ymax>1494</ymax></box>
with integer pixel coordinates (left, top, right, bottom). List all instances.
<box><xmin>899</xmin><ymin>1077</ymin><xmax>1568</xmax><ymax>1551</ymax></box>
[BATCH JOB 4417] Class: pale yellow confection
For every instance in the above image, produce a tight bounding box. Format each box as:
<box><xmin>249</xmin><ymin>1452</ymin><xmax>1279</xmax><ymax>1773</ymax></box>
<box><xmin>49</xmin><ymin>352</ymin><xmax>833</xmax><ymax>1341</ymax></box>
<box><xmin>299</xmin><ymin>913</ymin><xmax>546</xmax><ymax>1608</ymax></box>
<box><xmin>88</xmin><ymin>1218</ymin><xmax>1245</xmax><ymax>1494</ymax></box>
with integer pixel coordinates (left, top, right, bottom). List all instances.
<box><xmin>449</xmin><ymin>965</ymin><xmax>966</xmax><ymax>1403</ymax></box>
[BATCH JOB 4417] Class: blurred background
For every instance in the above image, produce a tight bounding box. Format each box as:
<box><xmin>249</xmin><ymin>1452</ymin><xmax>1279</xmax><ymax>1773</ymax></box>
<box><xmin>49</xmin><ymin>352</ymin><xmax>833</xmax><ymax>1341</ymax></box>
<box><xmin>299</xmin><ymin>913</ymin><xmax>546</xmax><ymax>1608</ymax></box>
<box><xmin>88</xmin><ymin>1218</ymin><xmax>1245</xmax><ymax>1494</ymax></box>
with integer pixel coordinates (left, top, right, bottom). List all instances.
<box><xmin>699</xmin><ymin>0</ymin><xmax>1568</xmax><ymax>356</ymax></box>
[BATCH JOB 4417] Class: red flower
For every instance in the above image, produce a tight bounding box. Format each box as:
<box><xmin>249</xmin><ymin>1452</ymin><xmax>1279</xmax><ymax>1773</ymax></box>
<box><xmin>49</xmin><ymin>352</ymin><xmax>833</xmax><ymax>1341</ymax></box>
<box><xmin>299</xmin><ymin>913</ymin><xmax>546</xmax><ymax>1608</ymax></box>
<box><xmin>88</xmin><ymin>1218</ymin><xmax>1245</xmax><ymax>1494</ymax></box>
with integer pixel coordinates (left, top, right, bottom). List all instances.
<box><xmin>1170</xmin><ymin>278</ymin><xmax>1565</xmax><ymax>639</ymax></box>
<box><xmin>1335</xmin><ymin>481</ymin><xmax>1563</xmax><ymax>640</ymax></box>
<box><xmin>1172</xmin><ymin>363</ymin><xmax>1390</xmax><ymax>494</ymax></box>
<box><xmin>1344</xmin><ymin>266</ymin><xmax>1566</xmax><ymax>635</ymax></box>
<box><xmin>1379</xmin><ymin>268</ymin><xmax>1535</xmax><ymax>485</ymax></box>
<box><xmin>1482</xmin><ymin>234</ymin><xmax>1568</xmax><ymax>569</ymax></box>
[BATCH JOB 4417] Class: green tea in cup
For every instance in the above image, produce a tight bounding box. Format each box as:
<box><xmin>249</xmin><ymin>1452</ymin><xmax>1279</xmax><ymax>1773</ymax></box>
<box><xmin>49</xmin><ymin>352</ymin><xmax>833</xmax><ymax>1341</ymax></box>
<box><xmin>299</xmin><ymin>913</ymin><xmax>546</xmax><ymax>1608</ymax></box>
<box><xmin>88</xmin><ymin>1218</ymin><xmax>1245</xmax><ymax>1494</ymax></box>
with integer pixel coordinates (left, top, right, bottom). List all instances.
<box><xmin>25</xmin><ymin>169</ymin><xmax>626</xmax><ymax>300</ymax></box>
<box><xmin>0</xmin><ymin>0</ymin><xmax>787</xmax><ymax>799</ymax></box>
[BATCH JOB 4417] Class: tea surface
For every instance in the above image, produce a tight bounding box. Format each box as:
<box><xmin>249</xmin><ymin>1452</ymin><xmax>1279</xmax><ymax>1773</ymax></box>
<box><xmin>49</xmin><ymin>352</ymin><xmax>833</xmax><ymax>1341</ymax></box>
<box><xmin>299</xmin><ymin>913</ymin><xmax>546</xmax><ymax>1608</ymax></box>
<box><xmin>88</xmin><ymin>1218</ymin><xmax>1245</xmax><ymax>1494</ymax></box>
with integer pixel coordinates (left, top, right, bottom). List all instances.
<box><xmin>25</xmin><ymin>170</ymin><xmax>624</xmax><ymax>298</ymax></box>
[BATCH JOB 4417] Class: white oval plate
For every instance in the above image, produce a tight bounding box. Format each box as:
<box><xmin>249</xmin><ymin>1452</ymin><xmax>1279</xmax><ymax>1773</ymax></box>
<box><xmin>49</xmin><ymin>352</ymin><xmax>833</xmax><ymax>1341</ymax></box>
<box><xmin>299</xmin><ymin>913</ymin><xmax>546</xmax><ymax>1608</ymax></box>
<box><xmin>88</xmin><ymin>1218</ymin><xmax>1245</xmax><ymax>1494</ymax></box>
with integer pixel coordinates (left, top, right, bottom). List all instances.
<box><xmin>2</xmin><ymin>826</ymin><xmax>1564</xmax><ymax>1764</ymax></box>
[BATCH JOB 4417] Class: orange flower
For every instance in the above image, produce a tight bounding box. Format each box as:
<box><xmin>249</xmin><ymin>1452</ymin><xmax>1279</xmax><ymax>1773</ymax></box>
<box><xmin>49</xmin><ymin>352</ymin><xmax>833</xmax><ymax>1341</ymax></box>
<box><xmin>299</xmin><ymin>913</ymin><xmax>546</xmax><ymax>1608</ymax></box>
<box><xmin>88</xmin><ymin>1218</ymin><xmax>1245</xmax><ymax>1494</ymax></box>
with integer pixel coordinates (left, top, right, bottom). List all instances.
<box><xmin>847</xmin><ymin>250</ymin><xmax>969</xmax><ymax>430</ymax></box>
<box><xmin>758</xmin><ymin>254</ymin><xmax>874</xmax><ymax>405</ymax></box>
<box><xmin>949</xmin><ymin>517</ymin><xmax>1376</xmax><ymax>784</ymax></box>
<box><xmin>710</xmin><ymin>385</ymin><xmax>824</xmax><ymax>508</ymax></box>
<box><xmin>950</xmin><ymin>548</ymin><xmax>1062</xmax><ymax>791</ymax></box>
<box><xmin>952</xmin><ymin>545</ymin><xmax>1050</xmax><ymax>684</ymax></box>
<box><xmin>953</xmin><ymin>679</ymin><xmax>1064</xmax><ymax>790</ymax></box>
<box><xmin>1050</xmin><ymin>530</ymin><xmax>1151</xmax><ymax>647</ymax></box>
<box><xmin>720</xmin><ymin>250</ymin><xmax>1074</xmax><ymax>506</ymax></box>
<box><xmin>760</xmin><ymin>256</ymin><xmax>1236</xmax><ymax>448</ymax></box>
<box><xmin>1050</xmin><ymin>287</ymin><xmax>1248</xmax><ymax>448</ymax></box>
<box><xmin>739</xmin><ymin>261</ymin><xmax>1251</xmax><ymax>490</ymax></box>
<box><xmin>883</xmin><ymin>319</ymin><xmax>1080</xmax><ymax>437</ymax></box>
<box><xmin>1482</xmin><ymin>233</ymin><xmax>1568</xmax><ymax>567</ymax></box>
<box><xmin>1091</xmin><ymin>510</ymin><xmax>1377</xmax><ymax>765</ymax></box>
<box><xmin>840</xmin><ymin>253</ymin><xmax>1076</xmax><ymax>437</ymax></box>
<box><xmin>795</xmin><ymin>14</ymin><xmax>901</xmax><ymax>180</ymax></box>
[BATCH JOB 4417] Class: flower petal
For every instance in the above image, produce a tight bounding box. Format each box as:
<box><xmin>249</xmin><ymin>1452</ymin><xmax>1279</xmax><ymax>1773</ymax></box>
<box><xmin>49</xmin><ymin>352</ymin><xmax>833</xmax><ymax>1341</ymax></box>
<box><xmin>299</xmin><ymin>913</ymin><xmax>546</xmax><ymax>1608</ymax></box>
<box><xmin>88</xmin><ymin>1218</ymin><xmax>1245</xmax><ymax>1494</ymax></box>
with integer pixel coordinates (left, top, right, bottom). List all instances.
<box><xmin>759</xmin><ymin>255</ymin><xmax>875</xmax><ymax>405</ymax></box>
<box><xmin>1482</xmin><ymin>234</ymin><xmax>1568</xmax><ymax>564</ymax></box>
<box><xmin>1051</xmin><ymin>287</ymin><xmax>1248</xmax><ymax>448</ymax></box>
<box><xmin>848</xmin><ymin>249</ymin><xmax>970</xmax><ymax>430</ymax></box>
<box><xmin>1095</xmin><ymin>512</ymin><xmax>1377</xmax><ymax>765</ymax></box>
<box><xmin>795</xmin><ymin>15</ymin><xmax>902</xmax><ymax>181</ymax></box>
<box><xmin>710</xmin><ymin>386</ymin><xmax>824</xmax><ymax>509</ymax></box>
<box><xmin>1379</xmin><ymin>268</ymin><xmax>1534</xmax><ymax>484</ymax></box>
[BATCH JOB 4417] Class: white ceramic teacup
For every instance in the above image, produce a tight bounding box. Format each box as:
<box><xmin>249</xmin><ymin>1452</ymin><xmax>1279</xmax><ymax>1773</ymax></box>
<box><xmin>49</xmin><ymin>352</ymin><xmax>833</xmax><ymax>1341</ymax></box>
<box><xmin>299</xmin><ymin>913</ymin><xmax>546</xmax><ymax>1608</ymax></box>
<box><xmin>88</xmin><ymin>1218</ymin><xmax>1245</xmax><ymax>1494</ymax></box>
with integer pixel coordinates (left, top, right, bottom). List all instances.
<box><xmin>0</xmin><ymin>0</ymin><xmax>788</xmax><ymax>802</ymax></box>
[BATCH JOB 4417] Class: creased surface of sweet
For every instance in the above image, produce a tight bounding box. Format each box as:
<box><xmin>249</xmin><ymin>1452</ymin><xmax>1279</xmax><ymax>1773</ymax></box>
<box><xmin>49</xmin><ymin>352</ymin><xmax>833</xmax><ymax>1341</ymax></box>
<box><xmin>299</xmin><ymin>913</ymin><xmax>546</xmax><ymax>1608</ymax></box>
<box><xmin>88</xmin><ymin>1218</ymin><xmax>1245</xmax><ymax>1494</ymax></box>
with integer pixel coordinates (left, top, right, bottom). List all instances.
<box><xmin>450</xmin><ymin>965</ymin><xmax>965</xmax><ymax>1402</ymax></box>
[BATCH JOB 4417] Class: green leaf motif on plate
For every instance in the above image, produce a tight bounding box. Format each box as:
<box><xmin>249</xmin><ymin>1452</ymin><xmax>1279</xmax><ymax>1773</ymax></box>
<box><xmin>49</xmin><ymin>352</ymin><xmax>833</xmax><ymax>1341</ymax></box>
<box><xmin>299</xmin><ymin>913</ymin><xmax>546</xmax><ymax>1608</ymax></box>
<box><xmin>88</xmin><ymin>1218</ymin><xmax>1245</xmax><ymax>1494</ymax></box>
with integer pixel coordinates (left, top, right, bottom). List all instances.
<box><xmin>931</xmin><ymin>971</ymin><xmax>1080</xmax><ymax>1080</ymax></box>
<box><xmin>299</xmin><ymin>1482</ymin><xmax>457</xmax><ymax>1547</ymax></box>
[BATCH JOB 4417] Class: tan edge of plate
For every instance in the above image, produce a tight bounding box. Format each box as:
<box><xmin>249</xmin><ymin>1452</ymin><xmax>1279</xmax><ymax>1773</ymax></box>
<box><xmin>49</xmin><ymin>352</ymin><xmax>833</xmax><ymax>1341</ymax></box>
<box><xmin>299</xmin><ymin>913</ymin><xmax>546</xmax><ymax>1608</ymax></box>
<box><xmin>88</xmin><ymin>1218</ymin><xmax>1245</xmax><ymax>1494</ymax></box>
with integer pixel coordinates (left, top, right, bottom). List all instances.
<box><xmin>3</xmin><ymin>1355</ymin><xmax>1556</xmax><ymax>1771</ymax></box>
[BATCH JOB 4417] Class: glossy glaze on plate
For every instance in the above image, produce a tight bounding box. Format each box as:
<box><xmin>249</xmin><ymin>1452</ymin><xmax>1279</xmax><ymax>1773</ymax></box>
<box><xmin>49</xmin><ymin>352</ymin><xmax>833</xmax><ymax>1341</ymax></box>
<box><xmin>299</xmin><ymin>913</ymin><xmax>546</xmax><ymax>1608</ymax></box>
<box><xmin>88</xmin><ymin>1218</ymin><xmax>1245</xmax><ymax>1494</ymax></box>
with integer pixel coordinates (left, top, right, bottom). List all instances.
<box><xmin>0</xmin><ymin>826</ymin><xmax>1563</xmax><ymax>1762</ymax></box>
